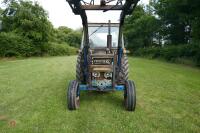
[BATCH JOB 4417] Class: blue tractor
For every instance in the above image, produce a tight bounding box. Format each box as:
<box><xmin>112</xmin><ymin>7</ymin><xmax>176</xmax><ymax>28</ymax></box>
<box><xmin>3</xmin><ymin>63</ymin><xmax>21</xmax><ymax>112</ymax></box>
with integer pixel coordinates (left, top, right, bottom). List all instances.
<box><xmin>66</xmin><ymin>0</ymin><xmax>139</xmax><ymax>111</ymax></box>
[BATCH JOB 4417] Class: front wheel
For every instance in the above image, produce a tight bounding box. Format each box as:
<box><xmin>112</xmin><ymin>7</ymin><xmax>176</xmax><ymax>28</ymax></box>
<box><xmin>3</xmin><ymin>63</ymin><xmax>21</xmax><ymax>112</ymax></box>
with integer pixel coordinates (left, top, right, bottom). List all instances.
<box><xmin>67</xmin><ymin>80</ymin><xmax>80</xmax><ymax>110</ymax></box>
<box><xmin>124</xmin><ymin>80</ymin><xmax>136</xmax><ymax>111</ymax></box>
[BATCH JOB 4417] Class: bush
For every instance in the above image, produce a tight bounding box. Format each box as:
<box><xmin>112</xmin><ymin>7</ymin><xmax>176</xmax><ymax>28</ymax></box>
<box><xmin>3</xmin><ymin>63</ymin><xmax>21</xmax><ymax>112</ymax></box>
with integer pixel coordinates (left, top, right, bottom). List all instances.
<box><xmin>53</xmin><ymin>27</ymin><xmax>82</xmax><ymax>48</ymax></box>
<box><xmin>0</xmin><ymin>32</ymin><xmax>34</xmax><ymax>57</ymax></box>
<box><xmin>44</xmin><ymin>43</ymin><xmax>77</xmax><ymax>56</ymax></box>
<box><xmin>134</xmin><ymin>43</ymin><xmax>200</xmax><ymax>66</ymax></box>
<box><xmin>0</xmin><ymin>32</ymin><xmax>77</xmax><ymax>57</ymax></box>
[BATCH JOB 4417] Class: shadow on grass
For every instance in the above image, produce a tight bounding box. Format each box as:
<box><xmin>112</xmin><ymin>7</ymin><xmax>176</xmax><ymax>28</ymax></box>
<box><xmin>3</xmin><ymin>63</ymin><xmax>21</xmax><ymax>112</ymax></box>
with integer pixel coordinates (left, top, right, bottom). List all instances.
<box><xmin>76</xmin><ymin>91</ymin><xmax>124</xmax><ymax>110</ymax></box>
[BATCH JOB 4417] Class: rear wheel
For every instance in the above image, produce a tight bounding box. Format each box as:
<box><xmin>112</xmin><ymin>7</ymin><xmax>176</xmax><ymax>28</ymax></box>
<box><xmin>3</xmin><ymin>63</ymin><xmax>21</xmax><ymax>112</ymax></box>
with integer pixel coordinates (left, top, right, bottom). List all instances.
<box><xmin>124</xmin><ymin>80</ymin><xmax>136</xmax><ymax>111</ymax></box>
<box><xmin>67</xmin><ymin>80</ymin><xmax>80</xmax><ymax>110</ymax></box>
<box><xmin>76</xmin><ymin>52</ymin><xmax>84</xmax><ymax>83</ymax></box>
<box><xmin>118</xmin><ymin>55</ymin><xmax>129</xmax><ymax>84</ymax></box>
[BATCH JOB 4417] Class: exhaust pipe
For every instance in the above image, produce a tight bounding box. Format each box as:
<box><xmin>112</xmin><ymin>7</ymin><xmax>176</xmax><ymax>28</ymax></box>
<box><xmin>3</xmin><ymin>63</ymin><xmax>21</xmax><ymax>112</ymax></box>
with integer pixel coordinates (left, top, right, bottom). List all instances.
<box><xmin>107</xmin><ymin>20</ymin><xmax>112</xmax><ymax>52</ymax></box>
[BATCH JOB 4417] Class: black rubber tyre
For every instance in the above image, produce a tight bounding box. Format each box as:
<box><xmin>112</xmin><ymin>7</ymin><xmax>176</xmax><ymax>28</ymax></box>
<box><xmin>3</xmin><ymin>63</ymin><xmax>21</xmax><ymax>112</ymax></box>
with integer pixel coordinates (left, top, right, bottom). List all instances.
<box><xmin>76</xmin><ymin>52</ymin><xmax>84</xmax><ymax>83</ymax></box>
<box><xmin>118</xmin><ymin>55</ymin><xmax>129</xmax><ymax>84</ymax></box>
<box><xmin>67</xmin><ymin>80</ymin><xmax>80</xmax><ymax>110</ymax></box>
<box><xmin>124</xmin><ymin>80</ymin><xmax>136</xmax><ymax>111</ymax></box>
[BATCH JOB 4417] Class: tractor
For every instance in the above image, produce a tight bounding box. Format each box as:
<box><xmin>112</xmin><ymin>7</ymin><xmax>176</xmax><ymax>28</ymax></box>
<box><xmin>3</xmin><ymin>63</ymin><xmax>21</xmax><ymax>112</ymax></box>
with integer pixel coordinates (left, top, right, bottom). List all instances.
<box><xmin>66</xmin><ymin>0</ymin><xmax>139</xmax><ymax>111</ymax></box>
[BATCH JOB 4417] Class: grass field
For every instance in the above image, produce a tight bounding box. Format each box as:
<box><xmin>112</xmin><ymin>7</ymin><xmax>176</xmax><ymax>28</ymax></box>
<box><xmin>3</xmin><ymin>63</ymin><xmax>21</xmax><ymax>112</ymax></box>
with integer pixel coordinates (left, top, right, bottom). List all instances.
<box><xmin>0</xmin><ymin>56</ymin><xmax>200</xmax><ymax>133</ymax></box>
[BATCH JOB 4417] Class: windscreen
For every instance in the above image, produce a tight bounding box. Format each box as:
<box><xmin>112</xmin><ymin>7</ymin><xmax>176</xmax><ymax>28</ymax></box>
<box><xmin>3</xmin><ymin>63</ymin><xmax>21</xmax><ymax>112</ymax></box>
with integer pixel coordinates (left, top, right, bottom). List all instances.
<box><xmin>88</xmin><ymin>26</ymin><xmax>119</xmax><ymax>48</ymax></box>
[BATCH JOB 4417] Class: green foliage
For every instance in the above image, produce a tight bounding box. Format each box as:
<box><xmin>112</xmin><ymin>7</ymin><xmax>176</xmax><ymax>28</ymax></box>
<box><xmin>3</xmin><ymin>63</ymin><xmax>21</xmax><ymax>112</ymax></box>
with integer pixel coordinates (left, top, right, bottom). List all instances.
<box><xmin>152</xmin><ymin>0</ymin><xmax>200</xmax><ymax>43</ymax></box>
<box><xmin>0</xmin><ymin>0</ymin><xmax>79</xmax><ymax>57</ymax></box>
<box><xmin>124</xmin><ymin>0</ymin><xmax>200</xmax><ymax>67</ymax></box>
<box><xmin>134</xmin><ymin>44</ymin><xmax>200</xmax><ymax>66</ymax></box>
<box><xmin>0</xmin><ymin>32</ymin><xmax>33</xmax><ymax>57</ymax></box>
<box><xmin>0</xmin><ymin>8</ymin><xmax>3</xmax><ymax>30</ymax></box>
<box><xmin>54</xmin><ymin>26</ymin><xmax>82</xmax><ymax>48</ymax></box>
<box><xmin>124</xmin><ymin>5</ymin><xmax>160</xmax><ymax>51</ymax></box>
<box><xmin>65</xmin><ymin>31</ymin><xmax>82</xmax><ymax>48</ymax></box>
<box><xmin>152</xmin><ymin>0</ymin><xmax>188</xmax><ymax>44</ymax></box>
<box><xmin>0</xmin><ymin>8</ymin><xmax>3</xmax><ymax>17</ymax></box>
<box><xmin>44</xmin><ymin>42</ymin><xmax>77</xmax><ymax>56</ymax></box>
<box><xmin>0</xmin><ymin>32</ymin><xmax>77</xmax><ymax>57</ymax></box>
<box><xmin>2</xmin><ymin>0</ymin><xmax>54</xmax><ymax>46</ymax></box>
<box><xmin>57</xmin><ymin>26</ymin><xmax>72</xmax><ymax>34</ymax></box>
<box><xmin>124</xmin><ymin>0</ymin><xmax>200</xmax><ymax>50</ymax></box>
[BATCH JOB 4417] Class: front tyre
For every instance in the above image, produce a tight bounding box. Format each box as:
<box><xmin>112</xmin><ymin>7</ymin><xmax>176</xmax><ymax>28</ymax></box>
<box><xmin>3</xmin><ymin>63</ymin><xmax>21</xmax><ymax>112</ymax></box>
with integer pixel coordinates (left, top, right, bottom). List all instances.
<box><xmin>124</xmin><ymin>80</ymin><xmax>136</xmax><ymax>111</ymax></box>
<box><xmin>67</xmin><ymin>80</ymin><xmax>80</xmax><ymax>110</ymax></box>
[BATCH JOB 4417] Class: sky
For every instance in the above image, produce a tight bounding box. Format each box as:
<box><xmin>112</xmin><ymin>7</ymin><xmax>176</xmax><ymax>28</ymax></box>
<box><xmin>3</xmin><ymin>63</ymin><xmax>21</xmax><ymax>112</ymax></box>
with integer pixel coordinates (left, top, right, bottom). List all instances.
<box><xmin>1</xmin><ymin>0</ymin><xmax>149</xmax><ymax>29</ymax></box>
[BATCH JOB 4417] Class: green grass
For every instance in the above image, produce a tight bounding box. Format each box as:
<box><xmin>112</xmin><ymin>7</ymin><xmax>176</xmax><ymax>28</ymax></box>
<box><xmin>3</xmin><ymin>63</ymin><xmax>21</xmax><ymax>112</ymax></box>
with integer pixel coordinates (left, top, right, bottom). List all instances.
<box><xmin>0</xmin><ymin>56</ymin><xmax>199</xmax><ymax>133</ymax></box>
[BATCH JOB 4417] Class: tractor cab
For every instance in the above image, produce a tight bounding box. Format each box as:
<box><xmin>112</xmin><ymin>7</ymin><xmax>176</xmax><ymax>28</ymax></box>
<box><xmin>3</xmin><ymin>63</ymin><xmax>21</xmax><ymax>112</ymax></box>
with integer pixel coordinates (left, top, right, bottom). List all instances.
<box><xmin>88</xmin><ymin>23</ymin><xmax>121</xmax><ymax>49</ymax></box>
<box><xmin>86</xmin><ymin>22</ymin><xmax>122</xmax><ymax>90</ymax></box>
<box><xmin>66</xmin><ymin>0</ymin><xmax>139</xmax><ymax>111</ymax></box>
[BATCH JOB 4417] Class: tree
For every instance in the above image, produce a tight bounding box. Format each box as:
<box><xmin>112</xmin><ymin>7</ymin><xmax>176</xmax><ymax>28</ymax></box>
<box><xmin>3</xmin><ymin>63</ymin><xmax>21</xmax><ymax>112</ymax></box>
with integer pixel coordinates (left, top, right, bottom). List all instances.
<box><xmin>0</xmin><ymin>7</ymin><xmax>3</xmax><ymax>16</ymax></box>
<box><xmin>0</xmin><ymin>8</ymin><xmax>3</xmax><ymax>30</ymax></box>
<box><xmin>124</xmin><ymin>5</ymin><xmax>160</xmax><ymax>51</ymax></box>
<box><xmin>187</xmin><ymin>0</ymin><xmax>200</xmax><ymax>42</ymax></box>
<box><xmin>54</xmin><ymin>26</ymin><xmax>82</xmax><ymax>48</ymax></box>
<box><xmin>54</xmin><ymin>26</ymin><xmax>72</xmax><ymax>43</ymax></box>
<box><xmin>66</xmin><ymin>31</ymin><xmax>82</xmax><ymax>48</ymax></box>
<box><xmin>2</xmin><ymin>0</ymin><xmax>54</xmax><ymax>54</ymax></box>
<box><xmin>58</xmin><ymin>26</ymin><xmax>72</xmax><ymax>34</ymax></box>
<box><xmin>152</xmin><ymin>0</ymin><xmax>200</xmax><ymax>44</ymax></box>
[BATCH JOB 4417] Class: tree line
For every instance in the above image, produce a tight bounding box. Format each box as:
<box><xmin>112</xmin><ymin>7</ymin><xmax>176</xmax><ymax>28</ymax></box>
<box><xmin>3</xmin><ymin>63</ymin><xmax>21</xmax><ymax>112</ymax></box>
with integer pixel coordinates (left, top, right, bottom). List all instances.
<box><xmin>124</xmin><ymin>0</ymin><xmax>200</xmax><ymax>66</ymax></box>
<box><xmin>0</xmin><ymin>0</ymin><xmax>81</xmax><ymax>57</ymax></box>
<box><xmin>0</xmin><ymin>0</ymin><xmax>199</xmax><ymax>66</ymax></box>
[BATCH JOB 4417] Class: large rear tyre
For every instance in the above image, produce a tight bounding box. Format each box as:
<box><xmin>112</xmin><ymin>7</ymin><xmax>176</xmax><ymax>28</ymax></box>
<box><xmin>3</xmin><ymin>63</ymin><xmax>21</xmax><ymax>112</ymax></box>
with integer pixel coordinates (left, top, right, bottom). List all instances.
<box><xmin>76</xmin><ymin>52</ymin><xmax>84</xmax><ymax>83</ymax></box>
<box><xmin>67</xmin><ymin>80</ymin><xmax>80</xmax><ymax>110</ymax></box>
<box><xmin>124</xmin><ymin>80</ymin><xmax>136</xmax><ymax>111</ymax></box>
<box><xmin>117</xmin><ymin>55</ymin><xmax>129</xmax><ymax>84</ymax></box>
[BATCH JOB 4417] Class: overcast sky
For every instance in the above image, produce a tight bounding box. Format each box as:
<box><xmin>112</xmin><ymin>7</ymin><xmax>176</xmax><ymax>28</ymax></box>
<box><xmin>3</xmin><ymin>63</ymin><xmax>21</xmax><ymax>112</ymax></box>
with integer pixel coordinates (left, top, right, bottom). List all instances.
<box><xmin>1</xmin><ymin>0</ymin><xmax>149</xmax><ymax>29</ymax></box>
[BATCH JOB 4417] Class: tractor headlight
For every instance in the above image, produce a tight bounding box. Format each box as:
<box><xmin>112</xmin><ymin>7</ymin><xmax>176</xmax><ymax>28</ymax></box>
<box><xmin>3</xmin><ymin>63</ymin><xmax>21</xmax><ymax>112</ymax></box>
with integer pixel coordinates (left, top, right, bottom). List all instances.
<box><xmin>104</xmin><ymin>72</ymin><xmax>112</xmax><ymax>78</ymax></box>
<box><xmin>92</xmin><ymin>72</ymin><xmax>100</xmax><ymax>78</ymax></box>
<box><xmin>105</xmin><ymin>59</ymin><xmax>111</xmax><ymax>64</ymax></box>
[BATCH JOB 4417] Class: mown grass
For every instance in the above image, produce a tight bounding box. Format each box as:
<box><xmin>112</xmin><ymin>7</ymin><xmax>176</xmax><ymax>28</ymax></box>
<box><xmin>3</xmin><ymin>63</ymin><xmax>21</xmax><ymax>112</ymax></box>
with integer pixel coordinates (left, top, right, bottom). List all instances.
<box><xmin>0</xmin><ymin>56</ymin><xmax>199</xmax><ymax>133</ymax></box>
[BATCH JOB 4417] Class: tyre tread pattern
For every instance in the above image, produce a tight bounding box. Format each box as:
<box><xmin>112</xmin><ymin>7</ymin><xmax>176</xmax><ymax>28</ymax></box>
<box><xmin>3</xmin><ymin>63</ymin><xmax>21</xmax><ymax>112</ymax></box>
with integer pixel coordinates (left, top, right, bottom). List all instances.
<box><xmin>125</xmin><ymin>80</ymin><xmax>136</xmax><ymax>111</ymax></box>
<box><xmin>76</xmin><ymin>52</ymin><xmax>84</xmax><ymax>83</ymax></box>
<box><xmin>118</xmin><ymin>54</ymin><xmax>129</xmax><ymax>84</ymax></box>
<box><xmin>67</xmin><ymin>80</ymin><xmax>79</xmax><ymax>110</ymax></box>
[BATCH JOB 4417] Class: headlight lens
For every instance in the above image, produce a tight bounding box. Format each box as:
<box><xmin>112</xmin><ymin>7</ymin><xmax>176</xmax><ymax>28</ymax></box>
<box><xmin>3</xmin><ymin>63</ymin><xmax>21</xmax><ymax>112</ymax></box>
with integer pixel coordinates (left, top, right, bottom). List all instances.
<box><xmin>104</xmin><ymin>72</ymin><xmax>112</xmax><ymax>78</ymax></box>
<box><xmin>105</xmin><ymin>59</ymin><xmax>111</xmax><ymax>64</ymax></box>
<box><xmin>92</xmin><ymin>72</ymin><xmax>100</xmax><ymax>78</ymax></box>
